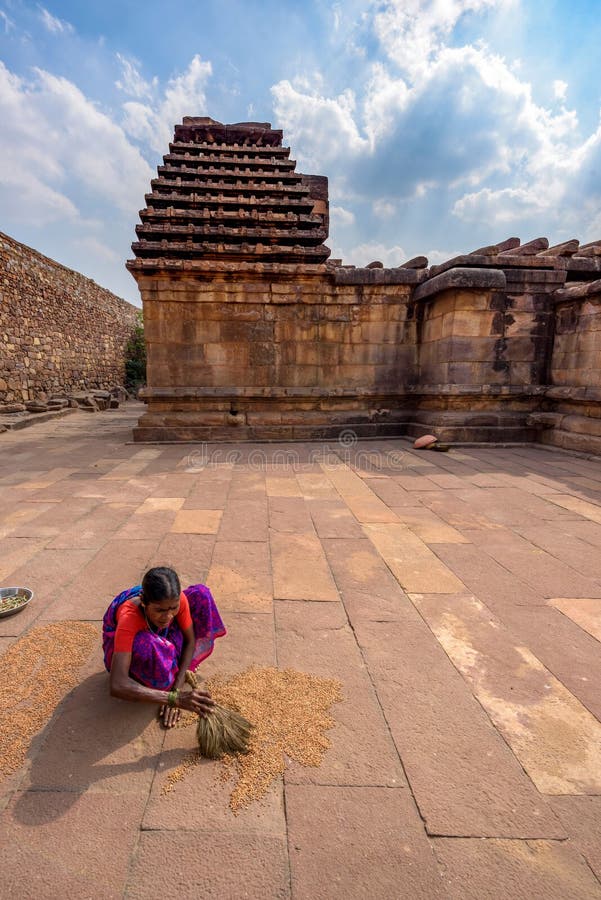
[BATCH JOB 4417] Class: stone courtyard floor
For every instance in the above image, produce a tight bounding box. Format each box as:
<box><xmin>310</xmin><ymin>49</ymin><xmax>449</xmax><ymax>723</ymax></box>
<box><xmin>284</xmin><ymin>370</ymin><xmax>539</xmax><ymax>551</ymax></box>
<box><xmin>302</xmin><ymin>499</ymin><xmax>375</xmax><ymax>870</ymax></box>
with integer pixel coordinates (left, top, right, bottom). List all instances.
<box><xmin>1</xmin><ymin>402</ymin><xmax>601</xmax><ymax>899</ymax></box>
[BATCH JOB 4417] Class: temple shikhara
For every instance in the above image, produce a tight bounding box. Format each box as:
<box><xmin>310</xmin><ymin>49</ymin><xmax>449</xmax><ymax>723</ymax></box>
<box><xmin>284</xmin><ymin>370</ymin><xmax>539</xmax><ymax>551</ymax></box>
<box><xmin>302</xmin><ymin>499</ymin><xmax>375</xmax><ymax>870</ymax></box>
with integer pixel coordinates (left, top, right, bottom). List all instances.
<box><xmin>127</xmin><ymin>117</ymin><xmax>601</xmax><ymax>454</ymax></box>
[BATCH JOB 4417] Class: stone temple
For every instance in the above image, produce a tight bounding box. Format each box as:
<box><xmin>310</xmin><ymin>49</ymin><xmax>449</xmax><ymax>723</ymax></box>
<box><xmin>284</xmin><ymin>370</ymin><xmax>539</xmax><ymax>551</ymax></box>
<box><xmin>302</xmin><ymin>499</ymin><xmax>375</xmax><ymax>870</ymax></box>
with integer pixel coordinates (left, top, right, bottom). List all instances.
<box><xmin>127</xmin><ymin>117</ymin><xmax>601</xmax><ymax>454</ymax></box>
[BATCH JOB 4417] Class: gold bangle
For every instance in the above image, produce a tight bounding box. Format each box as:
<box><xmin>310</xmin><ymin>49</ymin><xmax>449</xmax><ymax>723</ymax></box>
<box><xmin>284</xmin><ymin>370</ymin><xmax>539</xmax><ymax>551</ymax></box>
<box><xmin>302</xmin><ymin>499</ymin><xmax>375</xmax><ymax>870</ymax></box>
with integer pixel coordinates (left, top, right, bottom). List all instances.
<box><xmin>167</xmin><ymin>689</ymin><xmax>179</xmax><ymax>708</ymax></box>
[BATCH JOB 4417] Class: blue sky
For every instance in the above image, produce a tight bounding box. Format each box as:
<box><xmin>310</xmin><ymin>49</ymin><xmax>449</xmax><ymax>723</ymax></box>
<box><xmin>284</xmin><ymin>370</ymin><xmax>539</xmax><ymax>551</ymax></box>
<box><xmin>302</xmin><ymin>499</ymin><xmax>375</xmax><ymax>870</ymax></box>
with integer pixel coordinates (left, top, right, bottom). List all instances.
<box><xmin>1</xmin><ymin>0</ymin><xmax>600</xmax><ymax>305</ymax></box>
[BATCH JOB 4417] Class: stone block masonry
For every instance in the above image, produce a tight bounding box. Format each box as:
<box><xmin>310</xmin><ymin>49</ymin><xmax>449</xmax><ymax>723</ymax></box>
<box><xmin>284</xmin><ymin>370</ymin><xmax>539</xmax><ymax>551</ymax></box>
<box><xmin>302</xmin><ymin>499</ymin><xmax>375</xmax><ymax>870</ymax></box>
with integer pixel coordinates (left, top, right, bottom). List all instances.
<box><xmin>127</xmin><ymin>117</ymin><xmax>601</xmax><ymax>449</ymax></box>
<box><xmin>0</xmin><ymin>231</ymin><xmax>139</xmax><ymax>403</ymax></box>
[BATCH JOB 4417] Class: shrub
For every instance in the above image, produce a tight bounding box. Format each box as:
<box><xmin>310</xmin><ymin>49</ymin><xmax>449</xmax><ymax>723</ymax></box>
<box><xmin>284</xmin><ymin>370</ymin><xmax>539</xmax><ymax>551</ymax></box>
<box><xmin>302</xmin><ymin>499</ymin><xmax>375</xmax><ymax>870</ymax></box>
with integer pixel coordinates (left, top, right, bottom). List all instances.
<box><xmin>125</xmin><ymin>311</ymin><xmax>146</xmax><ymax>391</ymax></box>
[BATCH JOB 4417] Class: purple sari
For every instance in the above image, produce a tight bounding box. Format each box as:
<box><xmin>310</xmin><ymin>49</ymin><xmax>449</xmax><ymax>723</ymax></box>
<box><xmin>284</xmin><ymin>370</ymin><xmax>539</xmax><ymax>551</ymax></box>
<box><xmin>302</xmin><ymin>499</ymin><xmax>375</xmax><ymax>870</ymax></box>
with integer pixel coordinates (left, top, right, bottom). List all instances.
<box><xmin>102</xmin><ymin>583</ymin><xmax>226</xmax><ymax>690</ymax></box>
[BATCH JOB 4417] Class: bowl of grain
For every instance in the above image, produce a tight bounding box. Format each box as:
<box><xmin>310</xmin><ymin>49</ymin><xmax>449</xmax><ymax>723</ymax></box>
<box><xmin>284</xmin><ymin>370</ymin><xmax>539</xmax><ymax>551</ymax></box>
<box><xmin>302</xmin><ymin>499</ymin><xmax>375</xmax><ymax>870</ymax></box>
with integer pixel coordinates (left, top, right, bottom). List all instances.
<box><xmin>0</xmin><ymin>587</ymin><xmax>33</xmax><ymax>618</ymax></box>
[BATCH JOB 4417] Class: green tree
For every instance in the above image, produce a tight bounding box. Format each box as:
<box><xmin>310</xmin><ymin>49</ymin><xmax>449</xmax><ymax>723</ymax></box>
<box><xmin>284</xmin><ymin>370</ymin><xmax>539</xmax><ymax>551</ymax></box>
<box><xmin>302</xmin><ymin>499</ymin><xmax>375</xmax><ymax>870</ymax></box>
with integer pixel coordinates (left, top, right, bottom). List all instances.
<box><xmin>125</xmin><ymin>311</ymin><xmax>146</xmax><ymax>390</ymax></box>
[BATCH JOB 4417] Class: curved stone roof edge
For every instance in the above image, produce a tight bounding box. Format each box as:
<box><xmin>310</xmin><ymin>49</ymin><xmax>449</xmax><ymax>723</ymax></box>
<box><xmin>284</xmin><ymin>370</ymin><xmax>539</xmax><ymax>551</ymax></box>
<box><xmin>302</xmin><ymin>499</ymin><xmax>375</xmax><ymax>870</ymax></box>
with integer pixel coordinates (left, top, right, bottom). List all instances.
<box><xmin>553</xmin><ymin>277</ymin><xmax>601</xmax><ymax>303</ymax></box>
<box><xmin>413</xmin><ymin>267</ymin><xmax>506</xmax><ymax>302</ymax></box>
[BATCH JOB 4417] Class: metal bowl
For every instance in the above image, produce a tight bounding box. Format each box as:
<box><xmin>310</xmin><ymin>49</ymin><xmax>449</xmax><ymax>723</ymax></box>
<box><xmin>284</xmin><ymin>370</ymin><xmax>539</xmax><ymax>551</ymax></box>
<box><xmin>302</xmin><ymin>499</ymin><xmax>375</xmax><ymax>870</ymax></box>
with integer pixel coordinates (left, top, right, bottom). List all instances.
<box><xmin>0</xmin><ymin>587</ymin><xmax>33</xmax><ymax>618</ymax></box>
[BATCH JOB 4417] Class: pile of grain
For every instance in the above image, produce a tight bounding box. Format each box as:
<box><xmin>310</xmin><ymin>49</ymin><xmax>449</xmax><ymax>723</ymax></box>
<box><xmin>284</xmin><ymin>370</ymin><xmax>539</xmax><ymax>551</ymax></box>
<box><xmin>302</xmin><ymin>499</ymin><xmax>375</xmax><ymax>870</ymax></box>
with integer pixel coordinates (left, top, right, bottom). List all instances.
<box><xmin>0</xmin><ymin>621</ymin><xmax>98</xmax><ymax>780</ymax></box>
<box><xmin>163</xmin><ymin>666</ymin><xmax>342</xmax><ymax>812</ymax></box>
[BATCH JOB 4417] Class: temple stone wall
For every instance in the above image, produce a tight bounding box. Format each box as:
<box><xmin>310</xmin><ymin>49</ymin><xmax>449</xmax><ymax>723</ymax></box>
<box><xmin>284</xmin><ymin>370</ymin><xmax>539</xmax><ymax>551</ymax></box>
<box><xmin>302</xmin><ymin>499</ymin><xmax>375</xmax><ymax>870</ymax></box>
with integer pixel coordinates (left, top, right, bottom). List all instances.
<box><xmin>552</xmin><ymin>290</ymin><xmax>601</xmax><ymax>387</ymax></box>
<box><xmin>127</xmin><ymin>118</ymin><xmax>601</xmax><ymax>448</ymax></box>
<box><xmin>528</xmin><ymin>283</ymin><xmax>601</xmax><ymax>455</ymax></box>
<box><xmin>138</xmin><ymin>271</ymin><xmax>418</xmax><ymax>440</ymax></box>
<box><xmin>0</xmin><ymin>231</ymin><xmax>139</xmax><ymax>403</ymax></box>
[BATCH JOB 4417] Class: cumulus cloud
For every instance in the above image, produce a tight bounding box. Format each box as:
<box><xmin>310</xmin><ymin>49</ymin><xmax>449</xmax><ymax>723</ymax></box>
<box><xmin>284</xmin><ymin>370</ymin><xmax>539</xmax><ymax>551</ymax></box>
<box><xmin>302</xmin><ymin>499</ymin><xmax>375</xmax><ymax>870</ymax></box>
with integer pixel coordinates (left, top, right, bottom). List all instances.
<box><xmin>0</xmin><ymin>9</ymin><xmax>15</xmax><ymax>32</ymax></box>
<box><xmin>121</xmin><ymin>54</ymin><xmax>212</xmax><ymax>154</ymax></box>
<box><xmin>553</xmin><ymin>79</ymin><xmax>568</xmax><ymax>102</ymax></box>
<box><xmin>330</xmin><ymin>205</ymin><xmax>356</xmax><ymax>226</ymax></box>
<box><xmin>453</xmin><ymin>186</ymin><xmax>549</xmax><ymax>223</ymax></box>
<box><xmin>74</xmin><ymin>235</ymin><xmax>121</xmax><ymax>263</ymax></box>
<box><xmin>115</xmin><ymin>54</ymin><xmax>157</xmax><ymax>100</ymax></box>
<box><xmin>0</xmin><ymin>60</ymin><xmax>153</xmax><ymax>229</ymax></box>
<box><xmin>271</xmin><ymin>79</ymin><xmax>369</xmax><ymax>170</ymax></box>
<box><xmin>372</xmin><ymin>199</ymin><xmax>396</xmax><ymax>218</ymax></box>
<box><xmin>271</xmin><ymin>0</ymin><xmax>600</xmax><ymax>257</ymax></box>
<box><xmin>372</xmin><ymin>0</ymin><xmax>514</xmax><ymax>81</ymax></box>
<box><xmin>38</xmin><ymin>5</ymin><xmax>74</xmax><ymax>35</ymax></box>
<box><xmin>340</xmin><ymin>241</ymin><xmax>407</xmax><ymax>267</ymax></box>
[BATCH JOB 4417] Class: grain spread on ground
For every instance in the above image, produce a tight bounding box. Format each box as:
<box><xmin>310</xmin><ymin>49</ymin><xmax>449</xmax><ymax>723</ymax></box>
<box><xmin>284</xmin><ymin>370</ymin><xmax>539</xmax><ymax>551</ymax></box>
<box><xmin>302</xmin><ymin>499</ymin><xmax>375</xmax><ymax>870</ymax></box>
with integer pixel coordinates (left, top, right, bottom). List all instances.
<box><xmin>163</xmin><ymin>666</ymin><xmax>343</xmax><ymax>812</ymax></box>
<box><xmin>0</xmin><ymin>621</ymin><xmax>98</xmax><ymax>781</ymax></box>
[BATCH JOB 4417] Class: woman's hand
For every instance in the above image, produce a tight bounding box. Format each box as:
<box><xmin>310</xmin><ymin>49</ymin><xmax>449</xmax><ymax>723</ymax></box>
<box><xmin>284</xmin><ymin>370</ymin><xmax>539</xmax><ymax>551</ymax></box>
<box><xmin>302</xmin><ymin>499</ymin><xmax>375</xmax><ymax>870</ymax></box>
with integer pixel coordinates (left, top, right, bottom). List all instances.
<box><xmin>159</xmin><ymin>704</ymin><xmax>181</xmax><ymax>729</ymax></box>
<box><xmin>177</xmin><ymin>689</ymin><xmax>215</xmax><ymax>718</ymax></box>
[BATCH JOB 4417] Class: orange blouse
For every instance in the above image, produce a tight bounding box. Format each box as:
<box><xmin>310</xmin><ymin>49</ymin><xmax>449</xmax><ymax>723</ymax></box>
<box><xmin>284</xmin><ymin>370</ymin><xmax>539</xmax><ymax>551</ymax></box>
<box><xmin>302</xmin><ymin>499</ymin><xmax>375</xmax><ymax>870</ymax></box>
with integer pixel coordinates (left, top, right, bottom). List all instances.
<box><xmin>113</xmin><ymin>591</ymin><xmax>193</xmax><ymax>653</ymax></box>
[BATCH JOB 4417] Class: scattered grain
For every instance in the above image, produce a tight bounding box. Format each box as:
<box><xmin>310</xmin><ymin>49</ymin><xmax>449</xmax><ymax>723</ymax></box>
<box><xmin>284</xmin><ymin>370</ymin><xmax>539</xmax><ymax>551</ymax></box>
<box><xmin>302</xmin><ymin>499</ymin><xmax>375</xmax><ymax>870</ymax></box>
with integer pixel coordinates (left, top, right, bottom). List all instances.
<box><xmin>0</xmin><ymin>621</ymin><xmax>98</xmax><ymax>781</ymax></box>
<box><xmin>162</xmin><ymin>665</ymin><xmax>342</xmax><ymax>812</ymax></box>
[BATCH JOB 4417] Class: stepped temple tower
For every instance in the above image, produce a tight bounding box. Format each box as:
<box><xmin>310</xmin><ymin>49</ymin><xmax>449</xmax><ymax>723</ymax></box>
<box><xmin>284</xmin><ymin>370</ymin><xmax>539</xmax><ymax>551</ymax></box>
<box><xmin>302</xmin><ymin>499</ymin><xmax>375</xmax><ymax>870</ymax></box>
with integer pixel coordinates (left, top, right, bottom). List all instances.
<box><xmin>128</xmin><ymin>117</ymin><xmax>601</xmax><ymax>453</ymax></box>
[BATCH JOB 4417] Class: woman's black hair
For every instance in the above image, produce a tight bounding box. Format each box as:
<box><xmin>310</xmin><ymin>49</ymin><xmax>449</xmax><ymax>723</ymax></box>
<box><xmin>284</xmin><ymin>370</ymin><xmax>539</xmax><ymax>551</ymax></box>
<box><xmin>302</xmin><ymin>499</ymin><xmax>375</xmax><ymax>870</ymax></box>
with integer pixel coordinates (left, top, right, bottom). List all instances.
<box><xmin>140</xmin><ymin>566</ymin><xmax>181</xmax><ymax>606</ymax></box>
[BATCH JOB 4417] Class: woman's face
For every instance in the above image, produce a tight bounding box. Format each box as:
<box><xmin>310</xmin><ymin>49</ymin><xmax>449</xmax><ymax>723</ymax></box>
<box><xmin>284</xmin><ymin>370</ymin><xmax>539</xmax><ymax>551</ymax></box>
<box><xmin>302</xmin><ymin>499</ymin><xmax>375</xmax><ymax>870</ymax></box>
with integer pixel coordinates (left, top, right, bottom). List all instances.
<box><xmin>144</xmin><ymin>596</ymin><xmax>180</xmax><ymax>630</ymax></box>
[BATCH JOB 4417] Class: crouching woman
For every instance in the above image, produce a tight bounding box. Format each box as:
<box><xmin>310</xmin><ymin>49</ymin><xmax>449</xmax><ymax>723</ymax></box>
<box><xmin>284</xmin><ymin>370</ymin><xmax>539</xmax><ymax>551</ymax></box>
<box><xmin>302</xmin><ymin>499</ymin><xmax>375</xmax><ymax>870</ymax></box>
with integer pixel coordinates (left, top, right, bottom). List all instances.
<box><xmin>102</xmin><ymin>566</ymin><xmax>226</xmax><ymax>727</ymax></box>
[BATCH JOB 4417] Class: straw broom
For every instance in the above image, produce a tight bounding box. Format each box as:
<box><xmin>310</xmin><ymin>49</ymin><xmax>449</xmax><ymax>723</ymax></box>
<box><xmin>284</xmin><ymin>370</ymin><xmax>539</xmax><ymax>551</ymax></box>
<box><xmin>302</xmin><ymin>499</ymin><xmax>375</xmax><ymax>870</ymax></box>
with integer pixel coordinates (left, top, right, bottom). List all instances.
<box><xmin>185</xmin><ymin>669</ymin><xmax>253</xmax><ymax>759</ymax></box>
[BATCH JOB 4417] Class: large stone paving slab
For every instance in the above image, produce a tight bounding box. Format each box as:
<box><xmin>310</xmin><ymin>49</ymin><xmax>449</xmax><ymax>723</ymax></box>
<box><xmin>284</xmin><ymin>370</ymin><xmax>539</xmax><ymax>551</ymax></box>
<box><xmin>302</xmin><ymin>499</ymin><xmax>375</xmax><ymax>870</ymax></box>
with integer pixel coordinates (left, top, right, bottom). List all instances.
<box><xmin>2</xmin><ymin>413</ymin><xmax>601</xmax><ymax>897</ymax></box>
<box><xmin>126</xmin><ymin>832</ymin><xmax>290</xmax><ymax>900</ymax></box>
<box><xmin>433</xmin><ymin>837</ymin><xmax>601</xmax><ymax>899</ymax></box>
<box><xmin>412</xmin><ymin>592</ymin><xmax>601</xmax><ymax>795</ymax></box>
<box><xmin>275</xmin><ymin>601</ymin><xmax>405</xmax><ymax>787</ymax></box>
<box><xmin>352</xmin><ymin>617</ymin><xmax>565</xmax><ymax>837</ymax></box>
<box><xmin>286</xmin><ymin>785</ymin><xmax>445</xmax><ymax>900</ymax></box>
<box><xmin>0</xmin><ymin>791</ymin><xmax>147</xmax><ymax>900</ymax></box>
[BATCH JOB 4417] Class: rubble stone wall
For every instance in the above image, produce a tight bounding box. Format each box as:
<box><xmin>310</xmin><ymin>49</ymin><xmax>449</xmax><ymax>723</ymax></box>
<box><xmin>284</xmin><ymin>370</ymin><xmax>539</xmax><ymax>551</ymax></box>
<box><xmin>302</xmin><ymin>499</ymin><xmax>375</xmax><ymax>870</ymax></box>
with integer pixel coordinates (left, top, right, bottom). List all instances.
<box><xmin>0</xmin><ymin>231</ymin><xmax>139</xmax><ymax>403</ymax></box>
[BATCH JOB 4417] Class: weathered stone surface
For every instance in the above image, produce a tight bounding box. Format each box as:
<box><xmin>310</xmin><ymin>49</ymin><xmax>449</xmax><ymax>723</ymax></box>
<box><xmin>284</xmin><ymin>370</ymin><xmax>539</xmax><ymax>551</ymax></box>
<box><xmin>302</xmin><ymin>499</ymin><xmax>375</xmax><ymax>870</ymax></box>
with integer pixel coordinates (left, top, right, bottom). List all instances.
<box><xmin>126</xmin><ymin>832</ymin><xmax>290</xmax><ymax>900</ymax></box>
<box><xmin>207</xmin><ymin>539</ymin><xmax>273</xmax><ymax>610</ymax></box>
<box><xmin>552</xmin><ymin>796</ymin><xmax>601</xmax><ymax>881</ymax></box>
<box><xmin>414</xmin><ymin>267</ymin><xmax>506</xmax><ymax>301</ymax></box>
<box><xmin>548</xmin><ymin>597</ymin><xmax>601</xmax><ymax>642</ymax></box>
<box><xmin>363</xmin><ymin>522</ymin><xmax>465</xmax><ymax>592</ymax></box>
<box><xmin>353</xmin><ymin>617</ymin><xmax>565</xmax><ymax>837</ymax></box>
<box><xmin>433</xmin><ymin>837</ymin><xmax>601</xmax><ymax>899</ymax></box>
<box><xmin>276</xmin><ymin>600</ymin><xmax>405</xmax><ymax>786</ymax></box>
<box><xmin>271</xmin><ymin>530</ymin><xmax>338</xmax><ymax>601</ymax></box>
<box><xmin>286</xmin><ymin>785</ymin><xmax>446</xmax><ymax>899</ymax></box>
<box><xmin>0</xmin><ymin>791</ymin><xmax>147</xmax><ymax>899</ymax></box>
<box><xmin>0</xmin><ymin>231</ymin><xmax>138</xmax><ymax>404</ymax></box>
<box><xmin>413</xmin><ymin>592</ymin><xmax>601</xmax><ymax>794</ymax></box>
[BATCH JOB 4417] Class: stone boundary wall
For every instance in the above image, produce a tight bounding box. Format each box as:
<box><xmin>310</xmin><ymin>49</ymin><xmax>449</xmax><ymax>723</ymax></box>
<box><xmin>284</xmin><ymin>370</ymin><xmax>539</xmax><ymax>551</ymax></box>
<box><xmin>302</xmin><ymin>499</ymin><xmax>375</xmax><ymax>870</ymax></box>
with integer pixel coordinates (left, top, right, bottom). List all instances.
<box><xmin>0</xmin><ymin>231</ymin><xmax>139</xmax><ymax>403</ymax></box>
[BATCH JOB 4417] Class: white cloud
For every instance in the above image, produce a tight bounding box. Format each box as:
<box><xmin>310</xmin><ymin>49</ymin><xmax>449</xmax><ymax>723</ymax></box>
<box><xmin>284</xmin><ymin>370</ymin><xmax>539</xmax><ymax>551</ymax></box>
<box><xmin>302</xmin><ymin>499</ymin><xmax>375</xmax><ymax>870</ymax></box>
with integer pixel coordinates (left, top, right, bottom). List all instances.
<box><xmin>121</xmin><ymin>54</ymin><xmax>212</xmax><ymax>154</ymax></box>
<box><xmin>270</xmin><ymin>1</ymin><xmax>600</xmax><ymax>252</ymax></box>
<box><xmin>341</xmin><ymin>241</ymin><xmax>407</xmax><ymax>267</ymax></box>
<box><xmin>0</xmin><ymin>9</ymin><xmax>15</xmax><ymax>32</ymax></box>
<box><xmin>553</xmin><ymin>79</ymin><xmax>568</xmax><ymax>101</ymax></box>
<box><xmin>372</xmin><ymin>198</ymin><xmax>396</xmax><ymax>218</ymax></box>
<box><xmin>373</xmin><ymin>0</ymin><xmax>514</xmax><ymax>82</ymax></box>
<box><xmin>74</xmin><ymin>236</ymin><xmax>121</xmax><ymax>263</ymax></box>
<box><xmin>453</xmin><ymin>185</ymin><xmax>549</xmax><ymax>223</ymax></box>
<box><xmin>115</xmin><ymin>54</ymin><xmax>157</xmax><ymax>100</ymax></box>
<box><xmin>331</xmin><ymin>205</ymin><xmax>355</xmax><ymax>226</ymax></box>
<box><xmin>426</xmin><ymin>247</ymin><xmax>466</xmax><ymax>264</ymax></box>
<box><xmin>38</xmin><ymin>5</ymin><xmax>74</xmax><ymax>35</ymax></box>
<box><xmin>271</xmin><ymin>79</ymin><xmax>369</xmax><ymax>171</ymax></box>
<box><xmin>0</xmin><ymin>60</ymin><xmax>153</xmax><ymax>228</ymax></box>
